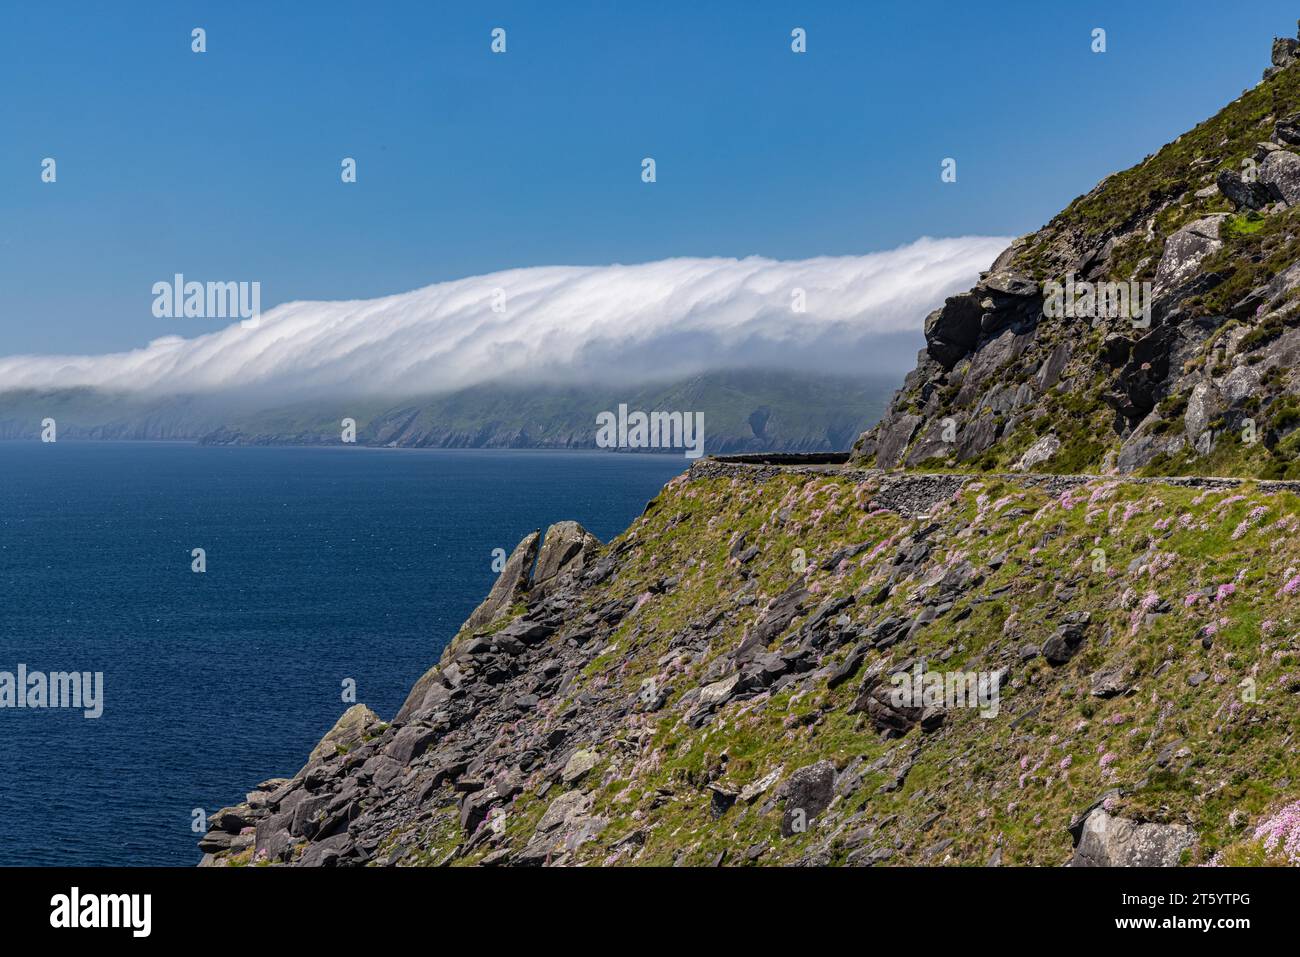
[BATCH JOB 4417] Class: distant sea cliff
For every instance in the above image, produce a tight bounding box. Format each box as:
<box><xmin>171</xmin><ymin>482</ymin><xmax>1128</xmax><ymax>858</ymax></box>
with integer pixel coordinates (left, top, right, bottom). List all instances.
<box><xmin>0</xmin><ymin>369</ymin><xmax>892</xmax><ymax>455</ymax></box>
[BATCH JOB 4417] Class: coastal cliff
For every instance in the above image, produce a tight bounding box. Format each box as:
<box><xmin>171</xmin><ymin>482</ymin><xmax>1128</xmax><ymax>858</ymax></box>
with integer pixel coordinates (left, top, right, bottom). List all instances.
<box><xmin>198</xmin><ymin>27</ymin><xmax>1300</xmax><ymax>868</ymax></box>
<box><xmin>199</xmin><ymin>459</ymin><xmax>1300</xmax><ymax>866</ymax></box>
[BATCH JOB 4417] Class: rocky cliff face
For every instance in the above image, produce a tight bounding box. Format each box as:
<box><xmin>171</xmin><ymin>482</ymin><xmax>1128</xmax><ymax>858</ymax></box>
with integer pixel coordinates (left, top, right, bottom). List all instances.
<box><xmin>854</xmin><ymin>24</ymin><xmax>1300</xmax><ymax>480</ymax></box>
<box><xmin>199</xmin><ymin>460</ymin><xmax>1300</xmax><ymax>867</ymax></box>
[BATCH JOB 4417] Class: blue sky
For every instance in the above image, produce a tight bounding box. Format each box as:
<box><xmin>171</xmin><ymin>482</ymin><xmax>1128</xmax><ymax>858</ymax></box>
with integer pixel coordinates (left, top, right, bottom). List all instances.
<box><xmin>1</xmin><ymin>1</ymin><xmax>1296</xmax><ymax>355</ymax></box>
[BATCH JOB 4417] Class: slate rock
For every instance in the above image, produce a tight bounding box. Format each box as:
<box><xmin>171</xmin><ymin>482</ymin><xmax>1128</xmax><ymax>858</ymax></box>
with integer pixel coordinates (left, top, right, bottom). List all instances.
<box><xmin>1069</xmin><ymin>808</ymin><xmax>1195</xmax><ymax>867</ymax></box>
<box><xmin>780</xmin><ymin>761</ymin><xmax>836</xmax><ymax>838</ymax></box>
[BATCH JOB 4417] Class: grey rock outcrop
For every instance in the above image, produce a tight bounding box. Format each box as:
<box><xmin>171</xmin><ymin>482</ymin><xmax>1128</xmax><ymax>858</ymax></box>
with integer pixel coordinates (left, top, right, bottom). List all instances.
<box><xmin>1069</xmin><ymin>808</ymin><xmax>1195</xmax><ymax>867</ymax></box>
<box><xmin>1153</xmin><ymin>215</ymin><xmax>1226</xmax><ymax>298</ymax></box>
<box><xmin>532</xmin><ymin>521</ymin><xmax>601</xmax><ymax>597</ymax></box>
<box><xmin>1266</xmin><ymin>35</ymin><xmax>1300</xmax><ymax>80</ymax></box>
<box><xmin>850</xmin><ymin>28</ymin><xmax>1300</xmax><ymax>477</ymax></box>
<box><xmin>1260</xmin><ymin>149</ymin><xmax>1300</xmax><ymax>205</ymax></box>
<box><xmin>1013</xmin><ymin>435</ymin><xmax>1060</xmax><ymax>472</ymax></box>
<box><xmin>462</xmin><ymin>530</ymin><xmax>540</xmax><ymax>633</ymax></box>
<box><xmin>1216</xmin><ymin>168</ymin><xmax>1271</xmax><ymax>210</ymax></box>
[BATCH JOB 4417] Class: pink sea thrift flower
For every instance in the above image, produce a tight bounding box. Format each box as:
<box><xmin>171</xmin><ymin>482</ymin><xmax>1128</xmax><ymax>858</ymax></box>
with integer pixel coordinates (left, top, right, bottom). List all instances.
<box><xmin>1231</xmin><ymin>506</ymin><xmax>1269</xmax><ymax>540</ymax></box>
<box><xmin>1129</xmin><ymin>591</ymin><xmax>1160</xmax><ymax>635</ymax></box>
<box><xmin>1254</xmin><ymin>801</ymin><xmax>1300</xmax><ymax>865</ymax></box>
<box><xmin>1215</xmin><ymin>494</ymin><xmax>1246</xmax><ymax>515</ymax></box>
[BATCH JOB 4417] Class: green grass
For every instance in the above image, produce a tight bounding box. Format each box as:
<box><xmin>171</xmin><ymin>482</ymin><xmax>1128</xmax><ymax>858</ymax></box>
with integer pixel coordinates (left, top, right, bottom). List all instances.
<box><xmin>380</xmin><ymin>470</ymin><xmax>1300</xmax><ymax>866</ymax></box>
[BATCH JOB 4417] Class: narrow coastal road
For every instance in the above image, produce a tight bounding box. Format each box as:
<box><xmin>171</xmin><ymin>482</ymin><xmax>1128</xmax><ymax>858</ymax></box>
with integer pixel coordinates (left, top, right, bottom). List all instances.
<box><xmin>694</xmin><ymin>454</ymin><xmax>1300</xmax><ymax>516</ymax></box>
<box><xmin>701</xmin><ymin>453</ymin><xmax>1300</xmax><ymax>488</ymax></box>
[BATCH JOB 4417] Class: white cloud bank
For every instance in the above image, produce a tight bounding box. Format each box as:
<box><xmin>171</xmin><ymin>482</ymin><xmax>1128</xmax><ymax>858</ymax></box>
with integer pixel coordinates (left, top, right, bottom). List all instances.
<box><xmin>0</xmin><ymin>237</ymin><xmax>1009</xmax><ymax>401</ymax></box>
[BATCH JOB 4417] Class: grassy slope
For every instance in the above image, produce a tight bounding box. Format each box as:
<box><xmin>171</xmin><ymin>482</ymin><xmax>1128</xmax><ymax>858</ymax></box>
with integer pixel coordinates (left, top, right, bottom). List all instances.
<box><xmin>401</xmin><ymin>469</ymin><xmax>1300</xmax><ymax>866</ymax></box>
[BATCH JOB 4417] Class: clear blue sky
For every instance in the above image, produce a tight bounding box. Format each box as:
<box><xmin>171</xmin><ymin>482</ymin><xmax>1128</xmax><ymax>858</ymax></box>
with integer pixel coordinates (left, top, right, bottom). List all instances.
<box><xmin>1</xmin><ymin>1</ymin><xmax>1296</xmax><ymax>354</ymax></box>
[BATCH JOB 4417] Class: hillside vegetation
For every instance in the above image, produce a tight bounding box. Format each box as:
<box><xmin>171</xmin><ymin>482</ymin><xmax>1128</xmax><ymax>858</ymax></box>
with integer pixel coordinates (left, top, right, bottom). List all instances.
<box><xmin>200</xmin><ymin>464</ymin><xmax>1300</xmax><ymax>867</ymax></box>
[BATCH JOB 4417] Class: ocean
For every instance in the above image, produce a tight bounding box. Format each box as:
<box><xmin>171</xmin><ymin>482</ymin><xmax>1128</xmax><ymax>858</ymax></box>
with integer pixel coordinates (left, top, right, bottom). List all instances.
<box><xmin>0</xmin><ymin>441</ymin><xmax>686</xmax><ymax>865</ymax></box>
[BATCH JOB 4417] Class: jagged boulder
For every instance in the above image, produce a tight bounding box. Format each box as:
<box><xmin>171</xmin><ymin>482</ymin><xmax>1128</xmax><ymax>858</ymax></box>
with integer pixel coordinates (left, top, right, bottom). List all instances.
<box><xmin>1243</xmin><ymin>258</ymin><xmax>1300</xmax><ymax>317</ymax></box>
<box><xmin>1013</xmin><ymin>434</ymin><xmax>1060</xmax><ymax>472</ymax></box>
<box><xmin>1153</xmin><ymin>215</ymin><xmax>1227</xmax><ymax>298</ymax></box>
<box><xmin>1260</xmin><ymin>149</ymin><xmax>1300</xmax><ymax>205</ymax></box>
<box><xmin>779</xmin><ymin>761</ymin><xmax>836</xmax><ymax>837</ymax></box>
<box><xmin>924</xmin><ymin>293</ymin><xmax>983</xmax><ymax>369</ymax></box>
<box><xmin>1275</xmin><ymin>109</ymin><xmax>1300</xmax><ymax>144</ymax></box>
<box><xmin>1042</xmin><ymin>614</ymin><xmax>1091</xmax><ymax>665</ymax></box>
<box><xmin>981</xmin><ymin>269</ymin><xmax>1038</xmax><ymax>299</ymax></box>
<box><xmin>306</xmin><ymin>704</ymin><xmax>383</xmax><ymax>765</ymax></box>
<box><xmin>1184</xmin><ymin>380</ymin><xmax>1222</xmax><ymax>441</ymax></box>
<box><xmin>384</xmin><ymin>723</ymin><xmax>439</xmax><ymax>765</ymax></box>
<box><xmin>872</xmin><ymin>412</ymin><xmax>922</xmax><ymax>469</ymax></box>
<box><xmin>1216</xmin><ymin>168</ymin><xmax>1271</xmax><ymax>210</ymax></box>
<box><xmin>1268</xmin><ymin>37</ymin><xmax>1300</xmax><ymax>80</ymax></box>
<box><xmin>393</xmin><ymin>663</ymin><xmax>450</xmax><ymax>724</ymax></box>
<box><xmin>852</xmin><ymin>667</ymin><xmax>946</xmax><ymax>737</ymax></box>
<box><xmin>955</xmin><ymin>412</ymin><xmax>998</xmax><ymax>461</ymax></box>
<box><xmin>1099</xmin><ymin>333</ymin><xmax>1132</xmax><ymax>368</ymax></box>
<box><xmin>733</xmin><ymin>583</ymin><xmax>809</xmax><ymax>662</ymax></box>
<box><xmin>1034</xmin><ymin>341</ymin><xmax>1072</xmax><ymax>391</ymax></box>
<box><xmin>461</xmin><ymin>530</ymin><xmax>540</xmax><ymax>633</ymax></box>
<box><xmin>954</xmin><ymin>329</ymin><xmax>1034</xmax><ymax>405</ymax></box>
<box><xmin>532</xmin><ymin>521</ymin><xmax>601</xmax><ymax>596</ymax></box>
<box><xmin>1118</xmin><ymin>422</ymin><xmax>1186</xmax><ymax>473</ymax></box>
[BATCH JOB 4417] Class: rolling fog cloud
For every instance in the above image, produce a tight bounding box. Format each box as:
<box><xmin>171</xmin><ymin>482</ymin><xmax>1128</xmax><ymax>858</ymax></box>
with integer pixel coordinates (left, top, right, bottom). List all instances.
<box><xmin>0</xmin><ymin>237</ymin><xmax>1008</xmax><ymax>401</ymax></box>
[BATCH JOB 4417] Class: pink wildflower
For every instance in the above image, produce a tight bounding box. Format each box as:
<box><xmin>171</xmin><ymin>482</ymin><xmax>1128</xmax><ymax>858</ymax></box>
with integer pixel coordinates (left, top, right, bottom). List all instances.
<box><xmin>1254</xmin><ymin>801</ymin><xmax>1300</xmax><ymax>865</ymax></box>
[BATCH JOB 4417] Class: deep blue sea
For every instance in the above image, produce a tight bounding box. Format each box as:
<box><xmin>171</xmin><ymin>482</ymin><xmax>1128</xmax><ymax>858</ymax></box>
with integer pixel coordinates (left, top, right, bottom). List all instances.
<box><xmin>0</xmin><ymin>442</ymin><xmax>685</xmax><ymax>865</ymax></box>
